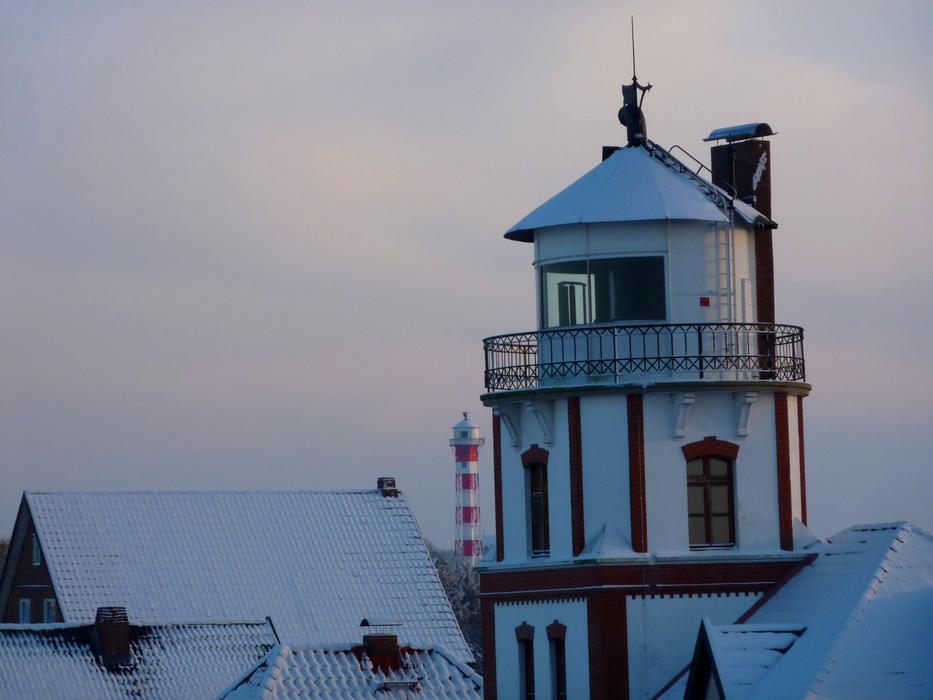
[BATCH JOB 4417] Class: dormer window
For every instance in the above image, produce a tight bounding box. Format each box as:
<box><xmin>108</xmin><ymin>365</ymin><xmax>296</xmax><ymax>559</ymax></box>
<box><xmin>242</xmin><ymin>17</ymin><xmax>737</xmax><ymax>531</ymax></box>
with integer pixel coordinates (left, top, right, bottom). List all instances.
<box><xmin>540</xmin><ymin>256</ymin><xmax>666</xmax><ymax>328</ymax></box>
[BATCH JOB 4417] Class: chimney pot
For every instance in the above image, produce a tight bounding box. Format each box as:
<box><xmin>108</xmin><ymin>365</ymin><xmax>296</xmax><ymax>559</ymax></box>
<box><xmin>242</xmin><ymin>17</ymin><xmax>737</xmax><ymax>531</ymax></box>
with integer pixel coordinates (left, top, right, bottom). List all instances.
<box><xmin>377</xmin><ymin>477</ymin><xmax>398</xmax><ymax>498</ymax></box>
<box><xmin>93</xmin><ymin>607</ymin><xmax>131</xmax><ymax>667</ymax></box>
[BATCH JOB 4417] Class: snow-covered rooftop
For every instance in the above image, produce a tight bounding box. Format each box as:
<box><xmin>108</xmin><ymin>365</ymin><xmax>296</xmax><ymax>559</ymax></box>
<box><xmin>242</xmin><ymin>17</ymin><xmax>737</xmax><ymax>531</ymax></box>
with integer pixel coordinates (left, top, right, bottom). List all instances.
<box><xmin>679</xmin><ymin>522</ymin><xmax>933</xmax><ymax>699</ymax></box>
<box><xmin>505</xmin><ymin>142</ymin><xmax>775</xmax><ymax>242</ymax></box>
<box><xmin>219</xmin><ymin>643</ymin><xmax>483</xmax><ymax>699</ymax></box>
<box><xmin>17</xmin><ymin>490</ymin><xmax>470</xmax><ymax>660</ymax></box>
<box><xmin>0</xmin><ymin>620</ymin><xmax>275</xmax><ymax>699</ymax></box>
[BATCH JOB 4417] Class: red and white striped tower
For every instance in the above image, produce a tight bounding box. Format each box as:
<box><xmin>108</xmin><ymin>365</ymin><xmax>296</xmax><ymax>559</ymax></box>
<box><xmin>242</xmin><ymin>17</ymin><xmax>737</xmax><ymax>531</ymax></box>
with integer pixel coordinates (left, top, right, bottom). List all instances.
<box><xmin>450</xmin><ymin>412</ymin><xmax>484</xmax><ymax>563</ymax></box>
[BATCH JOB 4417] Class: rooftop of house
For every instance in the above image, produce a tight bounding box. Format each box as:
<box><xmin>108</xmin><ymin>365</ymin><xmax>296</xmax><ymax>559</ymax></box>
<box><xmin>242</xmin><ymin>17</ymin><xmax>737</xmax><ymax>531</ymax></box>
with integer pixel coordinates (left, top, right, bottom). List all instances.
<box><xmin>0</xmin><ymin>614</ymin><xmax>276</xmax><ymax>700</ymax></box>
<box><xmin>668</xmin><ymin>521</ymin><xmax>933</xmax><ymax>699</ymax></box>
<box><xmin>1</xmin><ymin>489</ymin><xmax>471</xmax><ymax>661</ymax></box>
<box><xmin>219</xmin><ymin>641</ymin><xmax>483</xmax><ymax>700</ymax></box>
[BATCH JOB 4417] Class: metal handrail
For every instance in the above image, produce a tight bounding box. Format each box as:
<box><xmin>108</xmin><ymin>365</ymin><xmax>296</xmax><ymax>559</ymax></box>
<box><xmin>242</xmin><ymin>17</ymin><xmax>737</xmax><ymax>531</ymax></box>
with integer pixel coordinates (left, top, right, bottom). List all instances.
<box><xmin>483</xmin><ymin>322</ymin><xmax>805</xmax><ymax>392</ymax></box>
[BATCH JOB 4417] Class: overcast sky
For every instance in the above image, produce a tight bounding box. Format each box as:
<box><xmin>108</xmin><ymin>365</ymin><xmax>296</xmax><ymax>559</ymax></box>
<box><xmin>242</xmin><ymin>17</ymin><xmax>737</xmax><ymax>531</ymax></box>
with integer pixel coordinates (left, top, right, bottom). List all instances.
<box><xmin>1</xmin><ymin>1</ymin><xmax>931</xmax><ymax>548</ymax></box>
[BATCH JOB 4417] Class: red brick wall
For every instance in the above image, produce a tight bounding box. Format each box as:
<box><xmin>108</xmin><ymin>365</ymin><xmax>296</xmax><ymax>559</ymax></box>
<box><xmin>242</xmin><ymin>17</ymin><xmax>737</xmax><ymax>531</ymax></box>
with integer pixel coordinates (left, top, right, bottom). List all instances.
<box><xmin>588</xmin><ymin>590</ymin><xmax>628</xmax><ymax>697</ymax></box>
<box><xmin>627</xmin><ymin>394</ymin><xmax>648</xmax><ymax>553</ymax></box>
<box><xmin>1</xmin><ymin>515</ymin><xmax>58</xmax><ymax>623</ymax></box>
<box><xmin>493</xmin><ymin>412</ymin><xmax>504</xmax><ymax>562</ymax></box>
<box><xmin>568</xmin><ymin>397</ymin><xmax>585</xmax><ymax>557</ymax></box>
<box><xmin>797</xmin><ymin>397</ymin><xmax>808</xmax><ymax>526</ymax></box>
<box><xmin>774</xmin><ymin>393</ymin><xmax>794</xmax><ymax>550</ymax></box>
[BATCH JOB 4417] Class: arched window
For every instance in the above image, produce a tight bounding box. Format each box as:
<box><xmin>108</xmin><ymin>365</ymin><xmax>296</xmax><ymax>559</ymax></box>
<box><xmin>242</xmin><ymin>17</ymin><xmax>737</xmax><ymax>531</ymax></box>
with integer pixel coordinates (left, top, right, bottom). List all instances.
<box><xmin>682</xmin><ymin>437</ymin><xmax>739</xmax><ymax>549</ymax></box>
<box><xmin>547</xmin><ymin>620</ymin><xmax>568</xmax><ymax>700</ymax></box>
<box><xmin>515</xmin><ymin>622</ymin><xmax>535</xmax><ymax>700</ymax></box>
<box><xmin>522</xmin><ymin>445</ymin><xmax>550</xmax><ymax>556</ymax></box>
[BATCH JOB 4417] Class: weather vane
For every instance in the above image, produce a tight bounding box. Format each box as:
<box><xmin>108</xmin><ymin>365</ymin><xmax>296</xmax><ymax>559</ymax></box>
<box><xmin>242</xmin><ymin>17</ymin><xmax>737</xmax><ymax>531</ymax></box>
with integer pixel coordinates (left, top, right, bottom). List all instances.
<box><xmin>618</xmin><ymin>16</ymin><xmax>652</xmax><ymax>146</ymax></box>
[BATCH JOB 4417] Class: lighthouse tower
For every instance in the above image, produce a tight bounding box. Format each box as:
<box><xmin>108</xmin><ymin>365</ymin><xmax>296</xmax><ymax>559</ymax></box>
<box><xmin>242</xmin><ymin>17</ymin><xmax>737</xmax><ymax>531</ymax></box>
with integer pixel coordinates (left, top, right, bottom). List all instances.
<box><xmin>476</xmin><ymin>75</ymin><xmax>811</xmax><ymax>699</ymax></box>
<box><xmin>450</xmin><ymin>412</ymin><xmax>484</xmax><ymax>563</ymax></box>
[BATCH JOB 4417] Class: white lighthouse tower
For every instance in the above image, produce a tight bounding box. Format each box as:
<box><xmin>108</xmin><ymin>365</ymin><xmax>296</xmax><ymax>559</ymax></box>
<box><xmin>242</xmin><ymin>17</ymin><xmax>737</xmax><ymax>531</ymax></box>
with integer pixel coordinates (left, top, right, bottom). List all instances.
<box><xmin>475</xmin><ymin>72</ymin><xmax>811</xmax><ymax>700</ymax></box>
<box><xmin>450</xmin><ymin>412</ymin><xmax>484</xmax><ymax>564</ymax></box>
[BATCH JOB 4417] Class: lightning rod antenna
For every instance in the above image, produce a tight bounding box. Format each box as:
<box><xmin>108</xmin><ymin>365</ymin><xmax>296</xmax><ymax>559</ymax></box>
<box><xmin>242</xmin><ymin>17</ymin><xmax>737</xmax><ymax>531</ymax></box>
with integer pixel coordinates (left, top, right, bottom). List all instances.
<box><xmin>631</xmin><ymin>16</ymin><xmax>637</xmax><ymax>81</ymax></box>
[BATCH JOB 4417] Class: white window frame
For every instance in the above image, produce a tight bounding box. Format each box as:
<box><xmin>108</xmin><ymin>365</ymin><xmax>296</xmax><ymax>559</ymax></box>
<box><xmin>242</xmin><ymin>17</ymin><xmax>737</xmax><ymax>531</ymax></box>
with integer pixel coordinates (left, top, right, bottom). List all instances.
<box><xmin>43</xmin><ymin>598</ymin><xmax>57</xmax><ymax>623</ymax></box>
<box><xmin>18</xmin><ymin>598</ymin><xmax>31</xmax><ymax>624</ymax></box>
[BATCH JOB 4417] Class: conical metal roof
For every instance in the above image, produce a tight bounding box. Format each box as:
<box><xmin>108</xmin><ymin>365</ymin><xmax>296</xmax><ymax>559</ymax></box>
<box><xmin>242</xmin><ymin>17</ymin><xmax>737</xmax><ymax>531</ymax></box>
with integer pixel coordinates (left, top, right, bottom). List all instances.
<box><xmin>505</xmin><ymin>142</ymin><xmax>775</xmax><ymax>242</ymax></box>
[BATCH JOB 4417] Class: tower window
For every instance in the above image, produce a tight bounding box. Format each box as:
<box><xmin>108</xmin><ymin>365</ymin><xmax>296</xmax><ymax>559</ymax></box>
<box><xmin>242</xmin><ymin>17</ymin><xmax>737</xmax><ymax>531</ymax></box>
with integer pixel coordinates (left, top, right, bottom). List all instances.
<box><xmin>515</xmin><ymin>623</ymin><xmax>535</xmax><ymax>700</ymax></box>
<box><xmin>687</xmin><ymin>457</ymin><xmax>735</xmax><ymax>548</ymax></box>
<box><xmin>540</xmin><ymin>256</ymin><xmax>666</xmax><ymax>328</ymax></box>
<box><xmin>31</xmin><ymin>533</ymin><xmax>40</xmax><ymax>567</ymax></box>
<box><xmin>522</xmin><ymin>445</ymin><xmax>550</xmax><ymax>556</ymax></box>
<box><xmin>547</xmin><ymin>620</ymin><xmax>568</xmax><ymax>700</ymax></box>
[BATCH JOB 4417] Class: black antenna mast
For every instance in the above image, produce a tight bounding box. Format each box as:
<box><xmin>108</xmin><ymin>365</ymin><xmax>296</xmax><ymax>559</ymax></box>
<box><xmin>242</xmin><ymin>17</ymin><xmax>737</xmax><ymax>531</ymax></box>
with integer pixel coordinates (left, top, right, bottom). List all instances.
<box><xmin>631</xmin><ymin>16</ymin><xmax>637</xmax><ymax>82</ymax></box>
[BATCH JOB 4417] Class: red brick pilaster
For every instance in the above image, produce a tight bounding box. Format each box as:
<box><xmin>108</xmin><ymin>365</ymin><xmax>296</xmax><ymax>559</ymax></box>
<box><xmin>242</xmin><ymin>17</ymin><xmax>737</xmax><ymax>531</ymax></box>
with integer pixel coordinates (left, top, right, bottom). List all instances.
<box><xmin>481</xmin><ymin>598</ymin><xmax>497</xmax><ymax>699</ymax></box>
<box><xmin>774</xmin><ymin>393</ymin><xmax>793</xmax><ymax>550</ymax></box>
<box><xmin>492</xmin><ymin>411</ymin><xmax>504</xmax><ymax>562</ymax></box>
<box><xmin>587</xmin><ymin>591</ymin><xmax>628</xmax><ymax>698</ymax></box>
<box><xmin>797</xmin><ymin>397</ymin><xmax>808</xmax><ymax>526</ymax></box>
<box><xmin>627</xmin><ymin>394</ymin><xmax>648</xmax><ymax>553</ymax></box>
<box><xmin>568</xmin><ymin>397</ymin><xmax>585</xmax><ymax>556</ymax></box>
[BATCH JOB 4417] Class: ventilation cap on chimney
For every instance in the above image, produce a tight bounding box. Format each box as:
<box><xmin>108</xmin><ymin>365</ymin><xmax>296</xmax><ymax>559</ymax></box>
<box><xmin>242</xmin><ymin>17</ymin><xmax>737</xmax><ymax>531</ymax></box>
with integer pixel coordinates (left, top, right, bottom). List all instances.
<box><xmin>704</xmin><ymin>122</ymin><xmax>776</xmax><ymax>143</ymax></box>
<box><xmin>377</xmin><ymin>477</ymin><xmax>398</xmax><ymax>498</ymax></box>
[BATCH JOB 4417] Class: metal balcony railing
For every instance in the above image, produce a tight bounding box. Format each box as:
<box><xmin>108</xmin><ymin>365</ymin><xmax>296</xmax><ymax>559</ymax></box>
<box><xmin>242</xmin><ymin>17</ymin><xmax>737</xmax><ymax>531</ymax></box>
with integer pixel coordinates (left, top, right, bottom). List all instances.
<box><xmin>483</xmin><ymin>322</ymin><xmax>805</xmax><ymax>392</ymax></box>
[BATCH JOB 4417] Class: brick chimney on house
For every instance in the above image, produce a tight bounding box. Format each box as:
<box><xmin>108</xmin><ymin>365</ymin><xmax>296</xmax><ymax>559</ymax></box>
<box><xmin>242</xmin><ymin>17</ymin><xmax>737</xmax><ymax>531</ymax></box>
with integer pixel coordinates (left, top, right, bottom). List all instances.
<box><xmin>377</xmin><ymin>477</ymin><xmax>398</xmax><ymax>498</ymax></box>
<box><xmin>358</xmin><ymin>619</ymin><xmax>403</xmax><ymax>673</ymax></box>
<box><xmin>92</xmin><ymin>607</ymin><xmax>131</xmax><ymax>667</ymax></box>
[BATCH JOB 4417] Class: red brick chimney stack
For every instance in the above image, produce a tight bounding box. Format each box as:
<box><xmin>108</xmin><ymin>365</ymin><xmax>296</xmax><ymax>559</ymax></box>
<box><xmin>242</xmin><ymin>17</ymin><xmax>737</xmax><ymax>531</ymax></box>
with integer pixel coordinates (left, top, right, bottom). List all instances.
<box><xmin>93</xmin><ymin>606</ymin><xmax>131</xmax><ymax>667</ymax></box>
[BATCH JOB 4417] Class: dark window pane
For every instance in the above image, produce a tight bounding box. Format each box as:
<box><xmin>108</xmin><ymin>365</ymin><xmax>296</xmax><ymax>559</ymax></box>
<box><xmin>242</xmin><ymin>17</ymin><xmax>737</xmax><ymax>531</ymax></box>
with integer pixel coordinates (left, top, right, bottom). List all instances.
<box><xmin>711</xmin><ymin>516</ymin><xmax>732</xmax><ymax>544</ymax></box>
<box><xmin>521</xmin><ymin>639</ymin><xmax>535</xmax><ymax>700</ymax></box>
<box><xmin>709</xmin><ymin>458</ymin><xmax>729</xmax><ymax>477</ymax></box>
<box><xmin>552</xmin><ymin>639</ymin><xmax>567</xmax><ymax>700</ymax></box>
<box><xmin>686</xmin><ymin>459</ymin><xmax>703</xmax><ymax>477</ymax></box>
<box><xmin>710</xmin><ymin>485</ymin><xmax>730</xmax><ymax>513</ymax></box>
<box><xmin>688</xmin><ymin>486</ymin><xmax>705</xmax><ymax>514</ymax></box>
<box><xmin>590</xmin><ymin>256</ymin><xmax>665</xmax><ymax>322</ymax></box>
<box><xmin>689</xmin><ymin>516</ymin><xmax>706</xmax><ymax>545</ymax></box>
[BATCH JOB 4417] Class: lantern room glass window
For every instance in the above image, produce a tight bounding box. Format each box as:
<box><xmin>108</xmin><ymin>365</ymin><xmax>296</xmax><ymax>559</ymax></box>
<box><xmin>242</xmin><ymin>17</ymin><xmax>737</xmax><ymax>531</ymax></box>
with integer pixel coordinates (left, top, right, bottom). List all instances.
<box><xmin>540</xmin><ymin>256</ymin><xmax>666</xmax><ymax>328</ymax></box>
<box><xmin>687</xmin><ymin>457</ymin><xmax>735</xmax><ymax>548</ymax></box>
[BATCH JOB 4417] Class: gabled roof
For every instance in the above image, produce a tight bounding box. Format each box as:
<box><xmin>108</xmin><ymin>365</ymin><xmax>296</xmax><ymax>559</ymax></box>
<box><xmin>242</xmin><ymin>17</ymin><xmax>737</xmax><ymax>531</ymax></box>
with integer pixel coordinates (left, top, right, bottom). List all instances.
<box><xmin>680</xmin><ymin>522</ymin><xmax>933</xmax><ymax>699</ymax></box>
<box><xmin>0</xmin><ymin>620</ymin><xmax>275</xmax><ymax>699</ymax></box>
<box><xmin>219</xmin><ymin>643</ymin><xmax>483</xmax><ymax>699</ymax></box>
<box><xmin>10</xmin><ymin>491</ymin><xmax>470</xmax><ymax>661</ymax></box>
<box><xmin>505</xmin><ymin>142</ymin><xmax>775</xmax><ymax>242</ymax></box>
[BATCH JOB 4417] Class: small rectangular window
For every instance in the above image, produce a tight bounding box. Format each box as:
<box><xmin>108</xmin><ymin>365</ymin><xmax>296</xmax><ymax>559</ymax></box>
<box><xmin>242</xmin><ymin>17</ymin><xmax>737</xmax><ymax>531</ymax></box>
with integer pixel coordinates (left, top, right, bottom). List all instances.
<box><xmin>43</xmin><ymin>599</ymin><xmax>57</xmax><ymax>623</ymax></box>
<box><xmin>529</xmin><ymin>464</ymin><xmax>550</xmax><ymax>556</ymax></box>
<box><xmin>31</xmin><ymin>533</ymin><xmax>40</xmax><ymax>567</ymax></box>
<box><xmin>520</xmin><ymin>639</ymin><xmax>535</xmax><ymax>700</ymax></box>
<box><xmin>18</xmin><ymin>598</ymin><xmax>31</xmax><ymax>624</ymax></box>
<box><xmin>687</xmin><ymin>457</ymin><xmax>735</xmax><ymax>548</ymax></box>
<box><xmin>551</xmin><ymin>638</ymin><xmax>567</xmax><ymax>700</ymax></box>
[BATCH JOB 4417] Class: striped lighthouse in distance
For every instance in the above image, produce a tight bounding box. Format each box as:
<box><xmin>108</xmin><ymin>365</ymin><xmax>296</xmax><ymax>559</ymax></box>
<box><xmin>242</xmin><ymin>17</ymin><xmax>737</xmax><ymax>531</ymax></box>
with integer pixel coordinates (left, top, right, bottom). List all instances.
<box><xmin>450</xmin><ymin>412</ymin><xmax>484</xmax><ymax>564</ymax></box>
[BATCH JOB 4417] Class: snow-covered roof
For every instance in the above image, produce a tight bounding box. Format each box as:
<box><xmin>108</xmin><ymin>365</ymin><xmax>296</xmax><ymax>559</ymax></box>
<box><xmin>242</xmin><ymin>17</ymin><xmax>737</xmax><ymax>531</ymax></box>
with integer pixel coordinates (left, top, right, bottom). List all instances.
<box><xmin>682</xmin><ymin>522</ymin><xmax>933</xmax><ymax>699</ymax></box>
<box><xmin>219</xmin><ymin>643</ymin><xmax>483</xmax><ymax>699</ymax></box>
<box><xmin>17</xmin><ymin>491</ymin><xmax>470</xmax><ymax>660</ymax></box>
<box><xmin>505</xmin><ymin>142</ymin><xmax>775</xmax><ymax>242</ymax></box>
<box><xmin>0</xmin><ymin>620</ymin><xmax>275</xmax><ymax>699</ymax></box>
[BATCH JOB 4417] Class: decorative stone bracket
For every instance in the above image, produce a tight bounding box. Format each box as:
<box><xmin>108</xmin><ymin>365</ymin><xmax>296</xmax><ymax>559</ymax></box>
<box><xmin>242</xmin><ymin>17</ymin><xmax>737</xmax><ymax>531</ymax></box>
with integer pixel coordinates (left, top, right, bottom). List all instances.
<box><xmin>735</xmin><ymin>392</ymin><xmax>758</xmax><ymax>437</ymax></box>
<box><xmin>495</xmin><ymin>407</ymin><xmax>520</xmax><ymax>447</ymax></box>
<box><xmin>672</xmin><ymin>393</ymin><xmax>696</xmax><ymax>439</ymax></box>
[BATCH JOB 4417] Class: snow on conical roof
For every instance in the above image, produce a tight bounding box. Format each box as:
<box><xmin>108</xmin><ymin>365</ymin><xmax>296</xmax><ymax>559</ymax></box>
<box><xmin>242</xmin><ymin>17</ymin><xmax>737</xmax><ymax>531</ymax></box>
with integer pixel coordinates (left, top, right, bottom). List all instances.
<box><xmin>505</xmin><ymin>142</ymin><xmax>775</xmax><ymax>242</ymax></box>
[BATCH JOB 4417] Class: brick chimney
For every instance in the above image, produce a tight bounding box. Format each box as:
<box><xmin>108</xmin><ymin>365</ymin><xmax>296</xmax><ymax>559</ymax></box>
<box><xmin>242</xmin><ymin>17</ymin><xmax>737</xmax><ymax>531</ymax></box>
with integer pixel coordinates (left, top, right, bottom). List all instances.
<box><xmin>92</xmin><ymin>607</ymin><xmax>131</xmax><ymax>667</ymax></box>
<box><xmin>359</xmin><ymin>619</ymin><xmax>403</xmax><ymax>673</ymax></box>
<box><xmin>377</xmin><ymin>477</ymin><xmax>398</xmax><ymax>498</ymax></box>
<box><xmin>707</xmin><ymin>123</ymin><xmax>776</xmax><ymax>324</ymax></box>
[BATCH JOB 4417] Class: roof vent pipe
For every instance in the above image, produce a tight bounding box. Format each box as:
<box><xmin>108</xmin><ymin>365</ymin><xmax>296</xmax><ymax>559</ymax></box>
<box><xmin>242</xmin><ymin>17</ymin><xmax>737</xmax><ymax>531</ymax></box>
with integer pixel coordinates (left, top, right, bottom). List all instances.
<box><xmin>92</xmin><ymin>607</ymin><xmax>131</xmax><ymax>668</ymax></box>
